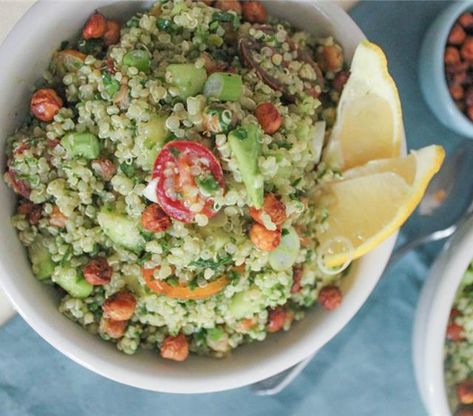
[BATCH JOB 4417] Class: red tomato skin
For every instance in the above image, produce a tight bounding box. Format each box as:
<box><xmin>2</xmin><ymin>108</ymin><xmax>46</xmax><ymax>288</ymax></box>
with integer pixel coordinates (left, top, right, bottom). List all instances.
<box><xmin>152</xmin><ymin>140</ymin><xmax>225</xmax><ymax>222</ymax></box>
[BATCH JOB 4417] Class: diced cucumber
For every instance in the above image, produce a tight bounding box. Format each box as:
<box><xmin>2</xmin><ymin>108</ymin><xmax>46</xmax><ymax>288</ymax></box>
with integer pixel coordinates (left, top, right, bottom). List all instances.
<box><xmin>97</xmin><ymin>208</ymin><xmax>145</xmax><ymax>252</ymax></box>
<box><xmin>228</xmin><ymin>123</ymin><xmax>264</xmax><ymax>208</ymax></box>
<box><xmin>28</xmin><ymin>237</ymin><xmax>55</xmax><ymax>280</ymax></box>
<box><xmin>53</xmin><ymin>266</ymin><xmax>93</xmax><ymax>299</ymax></box>
<box><xmin>140</xmin><ymin>114</ymin><xmax>168</xmax><ymax>169</ymax></box>
<box><xmin>165</xmin><ymin>63</ymin><xmax>207</xmax><ymax>99</ymax></box>
<box><xmin>228</xmin><ymin>286</ymin><xmax>264</xmax><ymax>319</ymax></box>
<box><xmin>62</xmin><ymin>131</ymin><xmax>100</xmax><ymax>160</ymax></box>
<box><xmin>268</xmin><ymin>226</ymin><xmax>301</xmax><ymax>271</ymax></box>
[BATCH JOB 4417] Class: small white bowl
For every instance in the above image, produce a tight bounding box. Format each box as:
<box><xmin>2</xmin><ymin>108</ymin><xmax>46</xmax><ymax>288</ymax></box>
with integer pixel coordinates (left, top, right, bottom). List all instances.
<box><xmin>419</xmin><ymin>1</ymin><xmax>473</xmax><ymax>139</ymax></box>
<box><xmin>413</xmin><ymin>215</ymin><xmax>473</xmax><ymax>415</ymax></box>
<box><xmin>0</xmin><ymin>0</ymin><xmax>398</xmax><ymax>393</ymax></box>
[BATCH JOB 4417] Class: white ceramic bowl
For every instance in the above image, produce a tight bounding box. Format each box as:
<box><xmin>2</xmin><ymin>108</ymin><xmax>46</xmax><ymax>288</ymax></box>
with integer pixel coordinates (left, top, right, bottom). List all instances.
<box><xmin>413</xmin><ymin>215</ymin><xmax>473</xmax><ymax>415</ymax></box>
<box><xmin>0</xmin><ymin>0</ymin><xmax>397</xmax><ymax>393</ymax></box>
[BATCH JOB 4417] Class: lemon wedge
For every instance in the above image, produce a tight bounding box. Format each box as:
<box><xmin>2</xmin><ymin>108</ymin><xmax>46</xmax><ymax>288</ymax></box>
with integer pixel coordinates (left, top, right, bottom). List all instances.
<box><xmin>317</xmin><ymin>145</ymin><xmax>445</xmax><ymax>268</ymax></box>
<box><xmin>324</xmin><ymin>40</ymin><xmax>402</xmax><ymax>170</ymax></box>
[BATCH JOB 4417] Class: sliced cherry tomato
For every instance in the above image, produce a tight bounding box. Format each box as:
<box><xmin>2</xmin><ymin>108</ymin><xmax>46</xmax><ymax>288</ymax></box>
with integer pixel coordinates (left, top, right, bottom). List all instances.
<box><xmin>152</xmin><ymin>140</ymin><xmax>225</xmax><ymax>222</ymax></box>
<box><xmin>142</xmin><ymin>267</ymin><xmax>229</xmax><ymax>300</ymax></box>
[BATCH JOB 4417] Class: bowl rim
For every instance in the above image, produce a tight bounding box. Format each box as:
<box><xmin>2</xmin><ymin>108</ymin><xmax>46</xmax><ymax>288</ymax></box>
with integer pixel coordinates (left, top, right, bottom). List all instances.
<box><xmin>415</xmin><ymin>214</ymin><xmax>473</xmax><ymax>414</ymax></box>
<box><xmin>0</xmin><ymin>0</ymin><xmax>400</xmax><ymax>393</ymax></box>
<box><xmin>428</xmin><ymin>0</ymin><xmax>473</xmax><ymax>133</ymax></box>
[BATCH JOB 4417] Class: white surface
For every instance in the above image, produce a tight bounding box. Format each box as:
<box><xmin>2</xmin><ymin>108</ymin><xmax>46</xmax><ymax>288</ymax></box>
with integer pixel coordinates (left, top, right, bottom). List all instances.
<box><xmin>413</xmin><ymin>216</ymin><xmax>473</xmax><ymax>416</ymax></box>
<box><xmin>0</xmin><ymin>0</ymin><xmax>394</xmax><ymax>394</ymax></box>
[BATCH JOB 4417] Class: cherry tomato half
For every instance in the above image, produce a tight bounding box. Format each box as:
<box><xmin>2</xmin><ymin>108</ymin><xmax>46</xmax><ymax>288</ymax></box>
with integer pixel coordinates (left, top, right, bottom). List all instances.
<box><xmin>152</xmin><ymin>140</ymin><xmax>225</xmax><ymax>222</ymax></box>
<box><xmin>142</xmin><ymin>267</ymin><xmax>229</xmax><ymax>300</ymax></box>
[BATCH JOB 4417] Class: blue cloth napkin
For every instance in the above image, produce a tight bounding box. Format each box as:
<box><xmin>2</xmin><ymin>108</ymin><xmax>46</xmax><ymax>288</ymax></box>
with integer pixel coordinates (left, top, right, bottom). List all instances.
<box><xmin>0</xmin><ymin>1</ymin><xmax>465</xmax><ymax>415</ymax></box>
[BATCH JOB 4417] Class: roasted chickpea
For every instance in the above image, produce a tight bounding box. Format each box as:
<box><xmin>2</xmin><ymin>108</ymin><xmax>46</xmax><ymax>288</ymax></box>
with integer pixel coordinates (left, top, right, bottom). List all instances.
<box><xmin>450</xmin><ymin>84</ymin><xmax>465</xmax><ymax>100</ymax></box>
<box><xmin>291</xmin><ymin>267</ymin><xmax>303</xmax><ymax>293</ymax></box>
<box><xmin>215</xmin><ymin>0</ymin><xmax>242</xmax><ymax>14</ymax></box>
<box><xmin>17</xmin><ymin>201</ymin><xmax>42</xmax><ymax>225</ymax></box>
<box><xmin>49</xmin><ymin>206</ymin><xmax>68</xmax><ymax>228</ymax></box>
<box><xmin>255</xmin><ymin>102</ymin><xmax>282</xmax><ymax>134</ymax></box>
<box><xmin>318</xmin><ymin>285</ymin><xmax>342</xmax><ymax>311</ymax></box>
<box><xmin>99</xmin><ymin>317</ymin><xmax>127</xmax><ymax>339</ymax></box>
<box><xmin>333</xmin><ymin>70</ymin><xmax>349</xmax><ymax>92</ymax></box>
<box><xmin>236</xmin><ymin>317</ymin><xmax>256</xmax><ymax>331</ymax></box>
<box><xmin>267</xmin><ymin>307</ymin><xmax>287</xmax><ymax>333</ymax></box>
<box><xmin>458</xmin><ymin>380</ymin><xmax>473</xmax><ymax>404</ymax></box>
<box><xmin>30</xmin><ymin>88</ymin><xmax>63</xmax><ymax>122</ymax></box>
<box><xmin>102</xmin><ymin>291</ymin><xmax>137</xmax><ymax>321</ymax></box>
<box><xmin>160</xmin><ymin>333</ymin><xmax>189</xmax><ymax>361</ymax></box>
<box><xmin>249</xmin><ymin>223</ymin><xmax>282</xmax><ymax>252</ymax></box>
<box><xmin>104</xmin><ymin>20</ymin><xmax>121</xmax><ymax>46</ymax></box>
<box><xmin>83</xmin><ymin>257</ymin><xmax>113</xmax><ymax>286</ymax></box>
<box><xmin>462</xmin><ymin>37</ymin><xmax>473</xmax><ymax>61</ymax></box>
<box><xmin>447</xmin><ymin>322</ymin><xmax>464</xmax><ymax>341</ymax></box>
<box><xmin>467</xmin><ymin>105</ymin><xmax>473</xmax><ymax>121</ymax></box>
<box><xmin>322</xmin><ymin>45</ymin><xmax>343</xmax><ymax>72</ymax></box>
<box><xmin>82</xmin><ymin>12</ymin><xmax>107</xmax><ymax>40</ymax></box>
<box><xmin>91</xmin><ymin>158</ymin><xmax>116</xmax><ymax>181</ymax></box>
<box><xmin>459</xmin><ymin>12</ymin><xmax>473</xmax><ymax>30</ymax></box>
<box><xmin>249</xmin><ymin>193</ymin><xmax>286</xmax><ymax>227</ymax></box>
<box><xmin>141</xmin><ymin>204</ymin><xmax>172</xmax><ymax>233</ymax></box>
<box><xmin>241</xmin><ymin>1</ymin><xmax>267</xmax><ymax>23</ymax></box>
<box><xmin>449</xmin><ymin>24</ymin><xmax>467</xmax><ymax>45</ymax></box>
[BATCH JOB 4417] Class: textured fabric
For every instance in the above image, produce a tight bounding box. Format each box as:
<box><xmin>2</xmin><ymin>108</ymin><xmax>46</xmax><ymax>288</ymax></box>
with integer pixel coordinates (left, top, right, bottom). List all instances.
<box><xmin>0</xmin><ymin>1</ymin><xmax>463</xmax><ymax>415</ymax></box>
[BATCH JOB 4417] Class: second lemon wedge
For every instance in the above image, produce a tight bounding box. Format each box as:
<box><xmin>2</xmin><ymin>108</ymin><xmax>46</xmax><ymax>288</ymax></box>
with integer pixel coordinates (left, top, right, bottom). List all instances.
<box><xmin>323</xmin><ymin>40</ymin><xmax>403</xmax><ymax>170</ymax></box>
<box><xmin>317</xmin><ymin>145</ymin><xmax>445</xmax><ymax>268</ymax></box>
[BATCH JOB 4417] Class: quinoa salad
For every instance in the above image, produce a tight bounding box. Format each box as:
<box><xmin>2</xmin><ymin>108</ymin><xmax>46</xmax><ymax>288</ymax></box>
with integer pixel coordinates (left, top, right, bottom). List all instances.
<box><xmin>3</xmin><ymin>0</ymin><xmax>350</xmax><ymax>361</ymax></box>
<box><xmin>445</xmin><ymin>262</ymin><xmax>473</xmax><ymax>415</ymax></box>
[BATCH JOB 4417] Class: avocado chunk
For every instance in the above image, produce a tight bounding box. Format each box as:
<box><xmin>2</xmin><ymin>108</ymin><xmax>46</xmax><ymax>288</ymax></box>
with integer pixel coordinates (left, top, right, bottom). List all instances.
<box><xmin>228</xmin><ymin>286</ymin><xmax>265</xmax><ymax>319</ymax></box>
<box><xmin>28</xmin><ymin>237</ymin><xmax>55</xmax><ymax>280</ymax></box>
<box><xmin>228</xmin><ymin>123</ymin><xmax>264</xmax><ymax>208</ymax></box>
<box><xmin>97</xmin><ymin>208</ymin><xmax>145</xmax><ymax>252</ymax></box>
<box><xmin>53</xmin><ymin>265</ymin><xmax>93</xmax><ymax>299</ymax></box>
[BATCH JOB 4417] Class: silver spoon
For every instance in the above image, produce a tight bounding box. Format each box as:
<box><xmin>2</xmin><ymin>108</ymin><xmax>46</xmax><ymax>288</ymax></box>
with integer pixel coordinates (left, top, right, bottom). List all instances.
<box><xmin>252</xmin><ymin>141</ymin><xmax>473</xmax><ymax>396</ymax></box>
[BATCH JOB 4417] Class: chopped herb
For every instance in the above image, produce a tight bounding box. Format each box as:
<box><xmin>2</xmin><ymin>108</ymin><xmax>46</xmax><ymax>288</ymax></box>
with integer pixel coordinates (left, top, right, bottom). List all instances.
<box><xmin>228</xmin><ymin>270</ymin><xmax>239</xmax><ymax>282</ymax></box>
<box><xmin>138</xmin><ymin>253</ymin><xmax>152</xmax><ymax>266</ymax></box>
<box><xmin>189</xmin><ymin>256</ymin><xmax>232</xmax><ymax>270</ymax></box>
<box><xmin>78</xmin><ymin>38</ymin><xmax>105</xmax><ymax>57</ymax></box>
<box><xmin>59</xmin><ymin>40</ymin><xmax>69</xmax><ymax>50</ymax></box>
<box><xmin>157</xmin><ymin>17</ymin><xmax>171</xmax><ymax>31</ymax></box>
<box><xmin>231</xmin><ymin>126</ymin><xmax>248</xmax><ymax>141</ymax></box>
<box><xmin>188</xmin><ymin>279</ymin><xmax>199</xmax><ymax>290</ymax></box>
<box><xmin>211</xmin><ymin>11</ymin><xmax>240</xmax><ymax>30</ymax></box>
<box><xmin>276</xmin><ymin>141</ymin><xmax>292</xmax><ymax>150</ymax></box>
<box><xmin>141</xmin><ymin>230</ymin><xmax>154</xmax><ymax>241</ymax></box>
<box><xmin>126</xmin><ymin>16</ymin><xmax>140</xmax><ymax>28</ymax></box>
<box><xmin>169</xmin><ymin>146</ymin><xmax>180</xmax><ymax>158</ymax></box>
<box><xmin>119</xmin><ymin>162</ymin><xmax>135</xmax><ymax>178</ymax></box>
<box><xmin>291</xmin><ymin>178</ymin><xmax>302</xmax><ymax>187</ymax></box>
<box><xmin>196</xmin><ymin>175</ymin><xmax>220</xmax><ymax>196</ymax></box>
<box><xmin>166</xmin><ymin>278</ymin><xmax>178</xmax><ymax>287</ymax></box>
<box><xmin>282</xmin><ymin>228</ymin><xmax>289</xmax><ymax>236</ymax></box>
<box><xmin>165</xmin><ymin>133</ymin><xmax>178</xmax><ymax>144</ymax></box>
<box><xmin>212</xmin><ymin>11</ymin><xmax>234</xmax><ymax>22</ymax></box>
<box><xmin>102</xmin><ymin>72</ymin><xmax>120</xmax><ymax>97</ymax></box>
<box><xmin>207</xmin><ymin>327</ymin><xmax>224</xmax><ymax>341</ymax></box>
